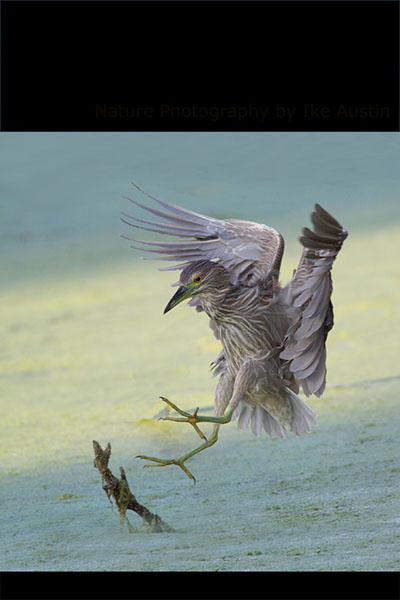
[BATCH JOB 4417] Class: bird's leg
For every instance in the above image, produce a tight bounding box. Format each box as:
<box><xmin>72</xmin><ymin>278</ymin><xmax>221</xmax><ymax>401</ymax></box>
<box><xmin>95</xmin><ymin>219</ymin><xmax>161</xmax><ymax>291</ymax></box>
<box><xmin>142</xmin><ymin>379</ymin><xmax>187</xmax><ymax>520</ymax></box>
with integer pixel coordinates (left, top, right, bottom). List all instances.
<box><xmin>136</xmin><ymin>370</ymin><xmax>247</xmax><ymax>482</ymax></box>
<box><xmin>136</xmin><ymin>417</ymin><xmax>231</xmax><ymax>484</ymax></box>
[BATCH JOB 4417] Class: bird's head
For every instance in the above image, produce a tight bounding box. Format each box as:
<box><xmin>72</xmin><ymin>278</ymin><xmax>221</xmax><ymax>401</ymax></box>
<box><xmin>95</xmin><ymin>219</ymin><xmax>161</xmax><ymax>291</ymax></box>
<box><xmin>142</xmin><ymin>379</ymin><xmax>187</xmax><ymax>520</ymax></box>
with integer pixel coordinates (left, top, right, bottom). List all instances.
<box><xmin>163</xmin><ymin>260</ymin><xmax>230</xmax><ymax>314</ymax></box>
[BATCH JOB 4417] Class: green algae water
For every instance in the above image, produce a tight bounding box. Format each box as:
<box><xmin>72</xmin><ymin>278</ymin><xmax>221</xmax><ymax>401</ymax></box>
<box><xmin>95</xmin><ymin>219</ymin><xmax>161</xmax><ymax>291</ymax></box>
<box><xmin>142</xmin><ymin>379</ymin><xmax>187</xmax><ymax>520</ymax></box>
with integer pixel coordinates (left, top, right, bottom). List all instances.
<box><xmin>1</xmin><ymin>133</ymin><xmax>399</xmax><ymax>571</ymax></box>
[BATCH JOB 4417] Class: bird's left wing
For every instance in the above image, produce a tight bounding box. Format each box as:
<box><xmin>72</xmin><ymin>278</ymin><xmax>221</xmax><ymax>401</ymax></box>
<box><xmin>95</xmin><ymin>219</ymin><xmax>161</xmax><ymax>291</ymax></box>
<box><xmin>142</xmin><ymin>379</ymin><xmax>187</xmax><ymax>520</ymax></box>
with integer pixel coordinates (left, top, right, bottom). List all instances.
<box><xmin>279</xmin><ymin>204</ymin><xmax>348</xmax><ymax>397</ymax></box>
<box><xmin>121</xmin><ymin>184</ymin><xmax>284</xmax><ymax>287</ymax></box>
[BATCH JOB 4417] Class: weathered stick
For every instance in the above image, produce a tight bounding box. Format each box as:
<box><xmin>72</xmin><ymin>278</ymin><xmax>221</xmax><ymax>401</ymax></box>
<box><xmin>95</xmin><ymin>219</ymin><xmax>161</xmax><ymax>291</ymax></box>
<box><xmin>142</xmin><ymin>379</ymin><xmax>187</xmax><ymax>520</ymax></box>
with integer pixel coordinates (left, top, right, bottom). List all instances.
<box><xmin>93</xmin><ymin>440</ymin><xmax>174</xmax><ymax>533</ymax></box>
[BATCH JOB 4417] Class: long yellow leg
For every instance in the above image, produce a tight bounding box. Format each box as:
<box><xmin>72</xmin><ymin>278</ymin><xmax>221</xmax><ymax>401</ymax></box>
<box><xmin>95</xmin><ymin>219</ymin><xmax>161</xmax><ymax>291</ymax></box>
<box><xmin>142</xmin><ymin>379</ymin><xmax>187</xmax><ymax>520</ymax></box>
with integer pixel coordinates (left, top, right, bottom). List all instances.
<box><xmin>157</xmin><ymin>396</ymin><xmax>231</xmax><ymax>439</ymax></box>
<box><xmin>139</xmin><ymin>365</ymin><xmax>254</xmax><ymax>482</ymax></box>
<box><xmin>136</xmin><ymin>398</ymin><xmax>233</xmax><ymax>483</ymax></box>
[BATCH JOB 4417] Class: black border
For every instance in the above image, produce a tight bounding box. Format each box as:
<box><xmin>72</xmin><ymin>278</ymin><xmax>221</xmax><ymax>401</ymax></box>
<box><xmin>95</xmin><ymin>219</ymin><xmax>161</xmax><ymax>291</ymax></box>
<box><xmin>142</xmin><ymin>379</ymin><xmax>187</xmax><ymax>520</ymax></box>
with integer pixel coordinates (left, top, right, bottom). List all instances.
<box><xmin>1</xmin><ymin>0</ymin><xmax>399</xmax><ymax>131</ymax></box>
<box><xmin>1</xmin><ymin>571</ymin><xmax>399</xmax><ymax>600</ymax></box>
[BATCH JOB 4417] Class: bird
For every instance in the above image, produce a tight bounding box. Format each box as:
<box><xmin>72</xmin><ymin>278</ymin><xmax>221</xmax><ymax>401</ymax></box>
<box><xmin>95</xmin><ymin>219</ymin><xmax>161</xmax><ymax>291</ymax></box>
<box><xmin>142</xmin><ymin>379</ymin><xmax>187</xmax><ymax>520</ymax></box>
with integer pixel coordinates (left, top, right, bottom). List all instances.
<box><xmin>121</xmin><ymin>183</ymin><xmax>348</xmax><ymax>482</ymax></box>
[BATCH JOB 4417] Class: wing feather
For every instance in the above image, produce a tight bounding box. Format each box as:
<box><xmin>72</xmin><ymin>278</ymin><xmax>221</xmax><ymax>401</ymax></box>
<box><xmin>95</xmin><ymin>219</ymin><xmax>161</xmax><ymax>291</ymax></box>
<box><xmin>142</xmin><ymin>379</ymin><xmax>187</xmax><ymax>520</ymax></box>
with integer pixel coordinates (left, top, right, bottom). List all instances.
<box><xmin>279</xmin><ymin>204</ymin><xmax>348</xmax><ymax>397</ymax></box>
<box><xmin>124</xmin><ymin>195</ymin><xmax>210</xmax><ymax>232</ymax></box>
<box><xmin>122</xmin><ymin>183</ymin><xmax>285</xmax><ymax>287</ymax></box>
<box><xmin>120</xmin><ymin>213</ymin><xmax>203</xmax><ymax>237</ymax></box>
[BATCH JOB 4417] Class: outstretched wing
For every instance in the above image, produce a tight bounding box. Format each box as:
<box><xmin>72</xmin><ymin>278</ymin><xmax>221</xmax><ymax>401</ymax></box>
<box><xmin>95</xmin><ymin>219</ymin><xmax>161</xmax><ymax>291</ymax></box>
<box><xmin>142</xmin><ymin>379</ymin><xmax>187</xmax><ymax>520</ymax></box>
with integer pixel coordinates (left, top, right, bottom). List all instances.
<box><xmin>279</xmin><ymin>204</ymin><xmax>348</xmax><ymax>397</ymax></box>
<box><xmin>121</xmin><ymin>183</ymin><xmax>284</xmax><ymax>287</ymax></box>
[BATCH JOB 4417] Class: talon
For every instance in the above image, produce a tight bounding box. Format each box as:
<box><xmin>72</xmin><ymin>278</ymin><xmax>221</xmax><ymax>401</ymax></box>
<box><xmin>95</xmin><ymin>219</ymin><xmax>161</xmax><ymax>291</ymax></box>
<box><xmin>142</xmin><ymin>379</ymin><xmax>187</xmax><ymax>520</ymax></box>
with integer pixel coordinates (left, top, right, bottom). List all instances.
<box><xmin>191</xmin><ymin>422</ymin><xmax>207</xmax><ymax>442</ymax></box>
<box><xmin>171</xmin><ymin>459</ymin><xmax>197</xmax><ymax>483</ymax></box>
<box><xmin>135</xmin><ymin>454</ymin><xmax>168</xmax><ymax>465</ymax></box>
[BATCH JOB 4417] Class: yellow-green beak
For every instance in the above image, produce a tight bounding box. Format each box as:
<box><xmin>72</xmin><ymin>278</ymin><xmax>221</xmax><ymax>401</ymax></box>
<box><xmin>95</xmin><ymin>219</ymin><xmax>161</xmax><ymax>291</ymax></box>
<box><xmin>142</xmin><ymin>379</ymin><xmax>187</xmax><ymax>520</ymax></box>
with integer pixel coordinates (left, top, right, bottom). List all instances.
<box><xmin>163</xmin><ymin>285</ymin><xmax>191</xmax><ymax>314</ymax></box>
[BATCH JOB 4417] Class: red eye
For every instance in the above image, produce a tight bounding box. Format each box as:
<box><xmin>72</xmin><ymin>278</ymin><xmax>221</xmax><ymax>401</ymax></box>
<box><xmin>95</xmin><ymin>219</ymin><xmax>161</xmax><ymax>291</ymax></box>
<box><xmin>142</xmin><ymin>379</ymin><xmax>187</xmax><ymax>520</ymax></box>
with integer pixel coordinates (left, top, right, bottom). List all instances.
<box><xmin>193</xmin><ymin>275</ymin><xmax>202</xmax><ymax>283</ymax></box>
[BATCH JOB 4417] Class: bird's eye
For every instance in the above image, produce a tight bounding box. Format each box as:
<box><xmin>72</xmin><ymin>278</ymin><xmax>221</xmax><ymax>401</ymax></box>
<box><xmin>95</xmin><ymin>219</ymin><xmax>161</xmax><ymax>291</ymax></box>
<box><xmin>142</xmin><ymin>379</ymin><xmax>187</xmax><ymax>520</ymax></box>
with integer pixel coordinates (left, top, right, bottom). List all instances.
<box><xmin>193</xmin><ymin>275</ymin><xmax>202</xmax><ymax>283</ymax></box>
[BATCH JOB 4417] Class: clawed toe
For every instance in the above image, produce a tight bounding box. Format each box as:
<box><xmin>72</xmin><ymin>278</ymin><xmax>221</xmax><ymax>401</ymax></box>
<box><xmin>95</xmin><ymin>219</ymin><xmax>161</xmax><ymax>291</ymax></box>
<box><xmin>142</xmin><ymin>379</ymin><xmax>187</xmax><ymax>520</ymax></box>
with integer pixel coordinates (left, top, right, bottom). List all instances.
<box><xmin>135</xmin><ymin>454</ymin><xmax>169</xmax><ymax>465</ymax></box>
<box><xmin>135</xmin><ymin>454</ymin><xmax>196</xmax><ymax>483</ymax></box>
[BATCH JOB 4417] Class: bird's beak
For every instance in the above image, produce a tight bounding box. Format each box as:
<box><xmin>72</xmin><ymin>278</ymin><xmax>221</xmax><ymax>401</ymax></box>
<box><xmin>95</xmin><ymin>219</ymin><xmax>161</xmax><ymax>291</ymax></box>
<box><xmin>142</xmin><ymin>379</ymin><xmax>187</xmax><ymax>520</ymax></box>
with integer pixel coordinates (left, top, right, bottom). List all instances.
<box><xmin>163</xmin><ymin>285</ymin><xmax>191</xmax><ymax>314</ymax></box>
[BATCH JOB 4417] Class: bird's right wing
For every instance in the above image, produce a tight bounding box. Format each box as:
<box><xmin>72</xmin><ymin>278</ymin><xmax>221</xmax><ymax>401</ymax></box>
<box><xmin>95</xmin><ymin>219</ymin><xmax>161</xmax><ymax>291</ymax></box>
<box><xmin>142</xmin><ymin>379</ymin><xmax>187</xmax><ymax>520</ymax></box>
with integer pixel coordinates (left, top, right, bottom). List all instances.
<box><xmin>279</xmin><ymin>204</ymin><xmax>348</xmax><ymax>397</ymax></box>
<box><xmin>121</xmin><ymin>183</ymin><xmax>284</xmax><ymax>287</ymax></box>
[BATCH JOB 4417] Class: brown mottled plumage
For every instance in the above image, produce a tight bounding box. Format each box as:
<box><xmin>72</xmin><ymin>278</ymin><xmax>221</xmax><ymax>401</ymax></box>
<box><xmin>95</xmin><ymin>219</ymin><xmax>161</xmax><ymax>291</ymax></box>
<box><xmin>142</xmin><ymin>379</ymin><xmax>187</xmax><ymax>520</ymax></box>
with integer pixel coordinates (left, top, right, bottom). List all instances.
<box><xmin>122</xmin><ymin>184</ymin><xmax>348</xmax><ymax>481</ymax></box>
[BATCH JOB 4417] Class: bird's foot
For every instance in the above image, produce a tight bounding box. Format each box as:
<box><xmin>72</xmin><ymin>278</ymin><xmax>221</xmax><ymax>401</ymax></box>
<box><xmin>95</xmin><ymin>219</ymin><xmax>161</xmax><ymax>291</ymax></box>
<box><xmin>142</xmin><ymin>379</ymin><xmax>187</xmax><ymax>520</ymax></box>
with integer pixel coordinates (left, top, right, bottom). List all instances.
<box><xmin>157</xmin><ymin>397</ymin><xmax>208</xmax><ymax>441</ymax></box>
<box><xmin>135</xmin><ymin>454</ymin><xmax>197</xmax><ymax>484</ymax></box>
<box><xmin>136</xmin><ymin>428</ymin><xmax>220</xmax><ymax>484</ymax></box>
<box><xmin>137</xmin><ymin>401</ymin><xmax>232</xmax><ymax>483</ymax></box>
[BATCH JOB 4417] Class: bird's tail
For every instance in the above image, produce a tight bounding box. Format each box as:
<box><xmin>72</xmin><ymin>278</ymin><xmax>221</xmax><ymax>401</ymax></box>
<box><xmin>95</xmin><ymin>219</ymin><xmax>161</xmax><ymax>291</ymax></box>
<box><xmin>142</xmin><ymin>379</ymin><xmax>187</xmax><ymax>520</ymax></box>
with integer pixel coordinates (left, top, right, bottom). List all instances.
<box><xmin>232</xmin><ymin>403</ymin><xmax>286</xmax><ymax>438</ymax></box>
<box><xmin>232</xmin><ymin>390</ymin><xmax>317</xmax><ymax>438</ymax></box>
<box><xmin>286</xmin><ymin>387</ymin><xmax>318</xmax><ymax>436</ymax></box>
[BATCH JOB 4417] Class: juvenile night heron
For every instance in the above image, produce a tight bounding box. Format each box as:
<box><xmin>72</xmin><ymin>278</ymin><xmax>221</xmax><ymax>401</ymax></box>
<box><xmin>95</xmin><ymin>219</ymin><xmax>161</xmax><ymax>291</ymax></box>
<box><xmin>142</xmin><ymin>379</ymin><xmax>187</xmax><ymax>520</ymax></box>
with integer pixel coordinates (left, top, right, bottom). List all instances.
<box><xmin>122</xmin><ymin>184</ymin><xmax>348</xmax><ymax>482</ymax></box>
